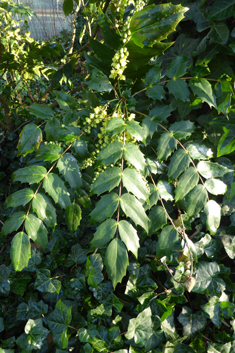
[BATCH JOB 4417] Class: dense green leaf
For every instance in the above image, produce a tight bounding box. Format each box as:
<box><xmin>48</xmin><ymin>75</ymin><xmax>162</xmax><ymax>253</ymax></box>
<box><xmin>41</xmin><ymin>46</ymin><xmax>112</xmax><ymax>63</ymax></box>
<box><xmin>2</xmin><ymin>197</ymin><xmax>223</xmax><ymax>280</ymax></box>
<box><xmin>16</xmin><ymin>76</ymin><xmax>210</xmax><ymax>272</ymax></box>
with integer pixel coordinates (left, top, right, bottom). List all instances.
<box><xmin>57</xmin><ymin>153</ymin><xmax>82</xmax><ymax>190</ymax></box>
<box><xmin>47</xmin><ymin>299</ymin><xmax>72</xmax><ymax>349</ymax></box>
<box><xmin>186</xmin><ymin>185</ymin><xmax>208</xmax><ymax>218</ymax></box>
<box><xmin>35</xmin><ymin>269</ymin><xmax>61</xmax><ymax>293</ymax></box>
<box><xmin>175</xmin><ymin>167</ymin><xmax>199</xmax><ymax>202</ymax></box>
<box><xmin>36</xmin><ymin>144</ymin><xmax>63</xmax><ymax>162</ymax></box>
<box><xmin>1</xmin><ymin>212</ymin><xmax>26</xmax><ymax>236</ymax></box>
<box><xmin>201</xmin><ymin>296</ymin><xmax>221</xmax><ymax>327</ymax></box>
<box><xmin>10</xmin><ymin>232</ymin><xmax>31</xmax><ymax>271</ymax></box>
<box><xmin>150</xmin><ymin>104</ymin><xmax>175</xmax><ymax>122</ymax></box>
<box><xmin>122</xmin><ymin>168</ymin><xmax>149</xmax><ymax>201</ymax></box>
<box><xmin>157</xmin><ymin>132</ymin><xmax>177</xmax><ymax>161</ymax></box>
<box><xmin>43</xmin><ymin>173</ymin><xmax>71</xmax><ymax>209</ymax></box>
<box><xmin>190</xmin><ymin>78</ymin><xmax>217</xmax><ymax>108</ymax></box>
<box><xmin>186</xmin><ymin>142</ymin><xmax>213</xmax><ymax>160</ymax></box>
<box><xmin>126</xmin><ymin>120</ymin><xmax>145</xmax><ymax>141</ymax></box>
<box><xmin>167</xmin><ymin>56</ymin><xmax>188</xmax><ymax>79</ymax></box>
<box><xmin>91</xmin><ymin>167</ymin><xmax>121</xmax><ymax>195</ymax></box>
<box><xmin>64</xmin><ymin>243</ymin><xmax>87</xmax><ymax>267</ymax></box>
<box><xmin>63</xmin><ymin>0</ymin><xmax>73</xmax><ymax>16</ymax></box>
<box><xmin>28</xmin><ymin>104</ymin><xmax>54</xmax><ymax>119</ymax></box>
<box><xmin>5</xmin><ymin>188</ymin><xmax>34</xmax><ymax>208</ymax></box>
<box><xmin>218</xmin><ymin>127</ymin><xmax>235</xmax><ymax>157</ymax></box>
<box><xmin>168</xmin><ymin>150</ymin><xmax>190</xmax><ymax>180</ymax></box>
<box><xmin>120</xmin><ymin>193</ymin><xmax>149</xmax><ymax>232</ymax></box>
<box><xmin>208</xmin><ymin>341</ymin><xmax>235</xmax><ymax>353</ymax></box>
<box><xmin>65</xmin><ymin>203</ymin><xmax>82</xmax><ymax>233</ymax></box>
<box><xmin>148</xmin><ymin>206</ymin><xmax>167</xmax><ymax>236</ymax></box>
<box><xmin>32</xmin><ymin>192</ymin><xmax>57</xmax><ymax>229</ymax></box>
<box><xmin>156</xmin><ymin>226</ymin><xmax>179</xmax><ymax>259</ymax></box>
<box><xmin>146</xmin><ymin>84</ymin><xmax>166</xmax><ymax>100</ymax></box>
<box><xmin>16</xmin><ymin>318</ymin><xmax>49</xmax><ymax>351</ymax></box>
<box><xmin>105</xmin><ymin>238</ymin><xmax>129</xmax><ymax>289</ymax></box>
<box><xmin>205</xmin><ymin>178</ymin><xmax>227</xmax><ymax>195</ymax></box>
<box><xmin>17</xmin><ymin>123</ymin><xmax>42</xmax><ymax>157</ymax></box>
<box><xmin>90</xmin><ymin>193</ymin><xmax>119</xmax><ymax>224</ymax></box>
<box><xmin>86</xmin><ymin>69</ymin><xmax>113</xmax><ymax>92</ymax></box>
<box><xmin>106</xmin><ymin>118</ymin><xmax>125</xmax><ymax>136</ymax></box>
<box><xmin>197</xmin><ymin>160</ymin><xmax>232</xmax><ymax>179</ymax></box>
<box><xmin>12</xmin><ymin>166</ymin><xmax>47</xmax><ymax>184</ymax></box>
<box><xmin>177</xmin><ymin>307</ymin><xmax>207</xmax><ymax>336</ymax></box>
<box><xmin>124</xmin><ymin>143</ymin><xmax>146</xmax><ymax>172</ymax></box>
<box><xmin>118</xmin><ymin>220</ymin><xmax>139</xmax><ymax>258</ymax></box>
<box><xmin>157</xmin><ymin>180</ymin><xmax>174</xmax><ymax>201</ymax></box>
<box><xmin>90</xmin><ymin>219</ymin><xmax>117</xmax><ymax>249</ymax></box>
<box><xmin>86</xmin><ymin>253</ymin><xmax>104</xmax><ymax>288</ymax></box>
<box><xmin>208</xmin><ymin>23</ymin><xmax>229</xmax><ymax>45</ymax></box>
<box><xmin>208</xmin><ymin>0</ymin><xmax>235</xmax><ymax>21</ymax></box>
<box><xmin>25</xmin><ymin>214</ymin><xmax>48</xmax><ymax>250</ymax></box>
<box><xmin>215</xmin><ymin>80</ymin><xmax>233</xmax><ymax>115</ymax></box>
<box><xmin>167</xmin><ymin>79</ymin><xmax>190</xmax><ymax>102</ymax></box>
<box><xmin>98</xmin><ymin>142</ymin><xmax>123</xmax><ymax>166</ymax></box>
<box><xmin>125</xmin><ymin>307</ymin><xmax>153</xmax><ymax>344</ymax></box>
<box><xmin>169</xmin><ymin>121</ymin><xmax>195</xmax><ymax>140</ymax></box>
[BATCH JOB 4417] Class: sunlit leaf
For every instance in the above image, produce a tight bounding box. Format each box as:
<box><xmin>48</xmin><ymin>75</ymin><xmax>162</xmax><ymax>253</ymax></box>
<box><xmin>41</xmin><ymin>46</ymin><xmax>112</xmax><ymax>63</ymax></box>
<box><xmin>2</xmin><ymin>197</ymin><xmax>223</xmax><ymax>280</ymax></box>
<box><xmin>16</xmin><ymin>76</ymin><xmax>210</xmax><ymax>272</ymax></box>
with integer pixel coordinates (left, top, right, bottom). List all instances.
<box><xmin>12</xmin><ymin>166</ymin><xmax>47</xmax><ymax>184</ymax></box>
<box><xmin>17</xmin><ymin>123</ymin><xmax>42</xmax><ymax>157</ymax></box>
<box><xmin>90</xmin><ymin>219</ymin><xmax>117</xmax><ymax>250</ymax></box>
<box><xmin>57</xmin><ymin>153</ymin><xmax>82</xmax><ymax>189</ymax></box>
<box><xmin>25</xmin><ymin>214</ymin><xmax>48</xmax><ymax>250</ymax></box>
<box><xmin>65</xmin><ymin>203</ymin><xmax>82</xmax><ymax>233</ymax></box>
<box><xmin>35</xmin><ymin>269</ymin><xmax>61</xmax><ymax>293</ymax></box>
<box><xmin>156</xmin><ymin>226</ymin><xmax>179</xmax><ymax>259</ymax></box>
<box><xmin>32</xmin><ymin>193</ymin><xmax>57</xmax><ymax>230</ymax></box>
<box><xmin>5</xmin><ymin>188</ymin><xmax>34</xmax><ymax>208</ymax></box>
<box><xmin>10</xmin><ymin>232</ymin><xmax>31</xmax><ymax>271</ymax></box>
<box><xmin>118</xmin><ymin>220</ymin><xmax>139</xmax><ymax>258</ymax></box>
<box><xmin>175</xmin><ymin>167</ymin><xmax>199</xmax><ymax>202</ymax></box>
<box><xmin>186</xmin><ymin>185</ymin><xmax>208</xmax><ymax>218</ymax></box>
<box><xmin>120</xmin><ymin>193</ymin><xmax>149</xmax><ymax>232</ymax></box>
<box><xmin>125</xmin><ymin>307</ymin><xmax>153</xmax><ymax>344</ymax></box>
<box><xmin>90</xmin><ymin>193</ymin><xmax>119</xmax><ymax>224</ymax></box>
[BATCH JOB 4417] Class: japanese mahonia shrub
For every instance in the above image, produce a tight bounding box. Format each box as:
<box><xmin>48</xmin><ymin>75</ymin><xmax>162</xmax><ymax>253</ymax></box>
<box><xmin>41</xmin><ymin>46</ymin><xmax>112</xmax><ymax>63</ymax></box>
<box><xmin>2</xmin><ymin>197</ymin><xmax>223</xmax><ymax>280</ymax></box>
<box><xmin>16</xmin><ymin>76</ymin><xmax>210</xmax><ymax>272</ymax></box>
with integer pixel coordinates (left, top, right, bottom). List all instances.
<box><xmin>2</xmin><ymin>1</ymin><xmax>235</xmax><ymax>350</ymax></box>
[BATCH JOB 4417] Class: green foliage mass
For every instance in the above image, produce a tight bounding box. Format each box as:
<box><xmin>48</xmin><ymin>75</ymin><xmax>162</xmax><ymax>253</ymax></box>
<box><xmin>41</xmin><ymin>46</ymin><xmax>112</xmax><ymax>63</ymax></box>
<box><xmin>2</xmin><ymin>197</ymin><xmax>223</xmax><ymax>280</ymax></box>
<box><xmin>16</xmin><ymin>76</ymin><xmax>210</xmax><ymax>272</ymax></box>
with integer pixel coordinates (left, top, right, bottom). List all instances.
<box><xmin>1</xmin><ymin>0</ymin><xmax>235</xmax><ymax>351</ymax></box>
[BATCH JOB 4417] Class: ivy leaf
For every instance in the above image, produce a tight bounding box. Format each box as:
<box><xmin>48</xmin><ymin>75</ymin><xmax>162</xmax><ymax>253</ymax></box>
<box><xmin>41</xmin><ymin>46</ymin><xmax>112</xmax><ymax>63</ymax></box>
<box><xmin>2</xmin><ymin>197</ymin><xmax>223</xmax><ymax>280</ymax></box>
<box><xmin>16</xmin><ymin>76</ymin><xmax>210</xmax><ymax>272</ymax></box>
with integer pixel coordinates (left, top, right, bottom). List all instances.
<box><xmin>35</xmin><ymin>269</ymin><xmax>61</xmax><ymax>293</ymax></box>
<box><xmin>98</xmin><ymin>142</ymin><xmax>123</xmax><ymax>166</ymax></box>
<box><xmin>105</xmin><ymin>238</ymin><xmax>129</xmax><ymax>289</ymax></box>
<box><xmin>124</xmin><ymin>143</ymin><xmax>146</xmax><ymax>172</ymax></box>
<box><xmin>43</xmin><ymin>173</ymin><xmax>71</xmax><ymax>209</ymax></box>
<box><xmin>130</xmin><ymin>4</ymin><xmax>187</xmax><ymax>49</ymax></box>
<box><xmin>169</xmin><ymin>121</ymin><xmax>195</xmax><ymax>140</ymax></box>
<box><xmin>16</xmin><ymin>318</ymin><xmax>49</xmax><ymax>351</ymax></box>
<box><xmin>157</xmin><ymin>180</ymin><xmax>174</xmax><ymax>201</ymax></box>
<box><xmin>148</xmin><ymin>206</ymin><xmax>167</xmax><ymax>236</ymax></box>
<box><xmin>207</xmin><ymin>341</ymin><xmax>235</xmax><ymax>353</ymax></box>
<box><xmin>205</xmin><ymin>178</ymin><xmax>227</xmax><ymax>195</ymax></box>
<box><xmin>186</xmin><ymin>185</ymin><xmax>208</xmax><ymax>218</ymax></box>
<box><xmin>122</xmin><ymin>168</ymin><xmax>149</xmax><ymax>201</ymax></box>
<box><xmin>118</xmin><ymin>220</ymin><xmax>139</xmax><ymax>258</ymax></box>
<box><xmin>207</xmin><ymin>0</ymin><xmax>235</xmax><ymax>21</ymax></box>
<box><xmin>207</xmin><ymin>23</ymin><xmax>229</xmax><ymax>45</ymax></box>
<box><xmin>5</xmin><ymin>188</ymin><xmax>34</xmax><ymax>208</ymax></box>
<box><xmin>64</xmin><ymin>243</ymin><xmax>87</xmax><ymax>267</ymax></box>
<box><xmin>125</xmin><ymin>307</ymin><xmax>153</xmax><ymax>344</ymax></box>
<box><xmin>126</xmin><ymin>120</ymin><xmax>145</xmax><ymax>141</ymax></box>
<box><xmin>168</xmin><ymin>150</ymin><xmax>190</xmax><ymax>180</ymax></box>
<box><xmin>156</xmin><ymin>226</ymin><xmax>179</xmax><ymax>259</ymax></box>
<box><xmin>28</xmin><ymin>104</ymin><xmax>54</xmax><ymax>119</ymax></box>
<box><xmin>47</xmin><ymin>299</ymin><xmax>72</xmax><ymax>349</ymax></box>
<box><xmin>1</xmin><ymin>212</ymin><xmax>26</xmax><ymax>236</ymax></box>
<box><xmin>90</xmin><ymin>219</ymin><xmax>117</xmax><ymax>250</ymax></box>
<box><xmin>201</xmin><ymin>296</ymin><xmax>221</xmax><ymax>327</ymax></box>
<box><xmin>65</xmin><ymin>203</ymin><xmax>82</xmax><ymax>233</ymax></box>
<box><xmin>192</xmin><ymin>261</ymin><xmax>226</xmax><ymax>296</ymax></box>
<box><xmin>157</xmin><ymin>132</ymin><xmax>177</xmax><ymax>161</ymax></box>
<box><xmin>190</xmin><ymin>78</ymin><xmax>217</xmax><ymax>108</ymax></box>
<box><xmin>90</xmin><ymin>193</ymin><xmax>119</xmax><ymax>224</ymax></box>
<box><xmin>25</xmin><ymin>214</ymin><xmax>48</xmax><ymax>251</ymax></box>
<box><xmin>86</xmin><ymin>254</ymin><xmax>104</xmax><ymax>288</ymax></box>
<box><xmin>32</xmin><ymin>193</ymin><xmax>57</xmax><ymax>230</ymax></box>
<box><xmin>175</xmin><ymin>167</ymin><xmax>199</xmax><ymax>202</ymax></box>
<box><xmin>12</xmin><ymin>166</ymin><xmax>47</xmax><ymax>184</ymax></box>
<box><xmin>17</xmin><ymin>123</ymin><xmax>42</xmax><ymax>157</ymax></box>
<box><xmin>91</xmin><ymin>167</ymin><xmax>121</xmax><ymax>195</ymax></box>
<box><xmin>36</xmin><ymin>144</ymin><xmax>63</xmax><ymax>162</ymax></box>
<box><xmin>186</xmin><ymin>142</ymin><xmax>213</xmax><ymax>160</ymax></box>
<box><xmin>220</xmin><ymin>234</ymin><xmax>235</xmax><ymax>259</ymax></box>
<box><xmin>177</xmin><ymin>307</ymin><xmax>207</xmax><ymax>336</ymax></box>
<box><xmin>120</xmin><ymin>193</ymin><xmax>149</xmax><ymax>232</ymax></box>
<box><xmin>217</xmin><ymin>127</ymin><xmax>235</xmax><ymax>157</ymax></box>
<box><xmin>197</xmin><ymin>160</ymin><xmax>232</xmax><ymax>179</ymax></box>
<box><xmin>10</xmin><ymin>232</ymin><xmax>31</xmax><ymax>271</ymax></box>
<box><xmin>57</xmin><ymin>153</ymin><xmax>82</xmax><ymax>190</ymax></box>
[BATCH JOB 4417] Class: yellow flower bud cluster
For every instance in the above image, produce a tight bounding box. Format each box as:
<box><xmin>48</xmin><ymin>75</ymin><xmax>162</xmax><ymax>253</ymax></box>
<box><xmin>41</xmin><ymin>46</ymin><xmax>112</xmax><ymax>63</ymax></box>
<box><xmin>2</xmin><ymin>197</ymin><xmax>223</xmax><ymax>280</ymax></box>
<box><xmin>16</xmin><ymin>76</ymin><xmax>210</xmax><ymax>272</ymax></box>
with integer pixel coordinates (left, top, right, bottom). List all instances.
<box><xmin>83</xmin><ymin>106</ymin><xmax>107</xmax><ymax>134</ymax></box>
<box><xmin>110</xmin><ymin>48</ymin><xmax>129</xmax><ymax>81</ymax></box>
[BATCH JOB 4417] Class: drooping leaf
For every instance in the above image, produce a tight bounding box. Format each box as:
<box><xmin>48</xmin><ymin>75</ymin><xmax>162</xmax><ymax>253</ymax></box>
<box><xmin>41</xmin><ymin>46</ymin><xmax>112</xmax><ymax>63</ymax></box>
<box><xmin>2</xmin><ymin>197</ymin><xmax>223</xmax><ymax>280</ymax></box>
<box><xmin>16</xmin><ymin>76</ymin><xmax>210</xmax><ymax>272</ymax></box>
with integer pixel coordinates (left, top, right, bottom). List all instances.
<box><xmin>120</xmin><ymin>193</ymin><xmax>149</xmax><ymax>232</ymax></box>
<box><xmin>169</xmin><ymin>121</ymin><xmax>195</xmax><ymax>140</ymax></box>
<box><xmin>157</xmin><ymin>132</ymin><xmax>177</xmax><ymax>161</ymax></box>
<box><xmin>86</xmin><ymin>253</ymin><xmax>104</xmax><ymax>288</ymax></box>
<box><xmin>186</xmin><ymin>185</ymin><xmax>208</xmax><ymax>218</ymax></box>
<box><xmin>91</xmin><ymin>167</ymin><xmax>121</xmax><ymax>195</ymax></box>
<box><xmin>177</xmin><ymin>307</ymin><xmax>207</xmax><ymax>336</ymax></box>
<box><xmin>118</xmin><ymin>220</ymin><xmax>139</xmax><ymax>258</ymax></box>
<box><xmin>43</xmin><ymin>173</ymin><xmax>71</xmax><ymax>209</ymax></box>
<box><xmin>65</xmin><ymin>203</ymin><xmax>82</xmax><ymax>233</ymax></box>
<box><xmin>197</xmin><ymin>160</ymin><xmax>232</xmax><ymax>179</ymax></box>
<box><xmin>47</xmin><ymin>299</ymin><xmax>72</xmax><ymax>349</ymax></box>
<box><xmin>1</xmin><ymin>212</ymin><xmax>26</xmax><ymax>236</ymax></box>
<box><xmin>12</xmin><ymin>166</ymin><xmax>47</xmax><ymax>184</ymax></box>
<box><xmin>98</xmin><ymin>142</ymin><xmax>123</xmax><ymax>166</ymax></box>
<box><xmin>124</xmin><ymin>143</ymin><xmax>146</xmax><ymax>172</ymax></box>
<box><xmin>175</xmin><ymin>167</ymin><xmax>199</xmax><ymax>202</ymax></box>
<box><xmin>25</xmin><ymin>214</ymin><xmax>48</xmax><ymax>251</ymax></box>
<box><xmin>205</xmin><ymin>178</ymin><xmax>227</xmax><ymax>195</ymax></box>
<box><xmin>35</xmin><ymin>269</ymin><xmax>61</xmax><ymax>293</ymax></box>
<box><xmin>17</xmin><ymin>123</ymin><xmax>42</xmax><ymax>157</ymax></box>
<box><xmin>36</xmin><ymin>144</ymin><xmax>63</xmax><ymax>162</ymax></box>
<box><xmin>5</xmin><ymin>188</ymin><xmax>34</xmax><ymax>208</ymax></box>
<box><xmin>157</xmin><ymin>180</ymin><xmax>174</xmax><ymax>201</ymax></box>
<box><xmin>90</xmin><ymin>219</ymin><xmax>117</xmax><ymax>249</ymax></box>
<box><xmin>90</xmin><ymin>193</ymin><xmax>119</xmax><ymax>224</ymax></box>
<box><xmin>32</xmin><ymin>193</ymin><xmax>57</xmax><ymax>230</ymax></box>
<box><xmin>28</xmin><ymin>104</ymin><xmax>54</xmax><ymax>119</ymax></box>
<box><xmin>57</xmin><ymin>153</ymin><xmax>82</xmax><ymax>190</ymax></box>
<box><xmin>190</xmin><ymin>78</ymin><xmax>217</xmax><ymax>108</ymax></box>
<box><xmin>105</xmin><ymin>238</ymin><xmax>129</xmax><ymax>289</ymax></box>
<box><xmin>10</xmin><ymin>232</ymin><xmax>31</xmax><ymax>271</ymax></box>
<box><xmin>168</xmin><ymin>150</ymin><xmax>190</xmax><ymax>180</ymax></box>
<box><xmin>148</xmin><ymin>206</ymin><xmax>167</xmax><ymax>236</ymax></box>
<box><xmin>125</xmin><ymin>307</ymin><xmax>153</xmax><ymax>345</ymax></box>
<box><xmin>156</xmin><ymin>226</ymin><xmax>179</xmax><ymax>259</ymax></box>
<box><xmin>122</xmin><ymin>168</ymin><xmax>149</xmax><ymax>201</ymax></box>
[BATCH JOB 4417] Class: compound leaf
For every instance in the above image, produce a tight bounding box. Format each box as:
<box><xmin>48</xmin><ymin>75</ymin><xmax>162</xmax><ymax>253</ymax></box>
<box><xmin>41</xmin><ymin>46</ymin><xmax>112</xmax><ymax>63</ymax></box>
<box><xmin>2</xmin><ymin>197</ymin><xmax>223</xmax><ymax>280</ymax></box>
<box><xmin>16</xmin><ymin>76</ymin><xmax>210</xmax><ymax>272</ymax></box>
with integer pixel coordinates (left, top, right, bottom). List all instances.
<box><xmin>168</xmin><ymin>150</ymin><xmax>190</xmax><ymax>180</ymax></box>
<box><xmin>90</xmin><ymin>219</ymin><xmax>117</xmax><ymax>249</ymax></box>
<box><xmin>175</xmin><ymin>167</ymin><xmax>199</xmax><ymax>202</ymax></box>
<box><xmin>118</xmin><ymin>220</ymin><xmax>139</xmax><ymax>258</ymax></box>
<box><xmin>204</xmin><ymin>178</ymin><xmax>227</xmax><ymax>195</ymax></box>
<box><xmin>91</xmin><ymin>167</ymin><xmax>121</xmax><ymax>195</ymax></box>
<box><xmin>43</xmin><ymin>173</ymin><xmax>71</xmax><ymax>209</ymax></box>
<box><xmin>25</xmin><ymin>214</ymin><xmax>48</xmax><ymax>250</ymax></box>
<box><xmin>122</xmin><ymin>168</ymin><xmax>149</xmax><ymax>201</ymax></box>
<box><xmin>36</xmin><ymin>144</ymin><xmax>63</xmax><ymax>162</ymax></box>
<box><xmin>32</xmin><ymin>193</ymin><xmax>57</xmax><ymax>230</ymax></box>
<box><xmin>12</xmin><ymin>166</ymin><xmax>47</xmax><ymax>184</ymax></box>
<box><xmin>65</xmin><ymin>203</ymin><xmax>82</xmax><ymax>233</ymax></box>
<box><xmin>197</xmin><ymin>160</ymin><xmax>232</xmax><ymax>179</ymax></box>
<box><xmin>125</xmin><ymin>307</ymin><xmax>153</xmax><ymax>345</ymax></box>
<box><xmin>10</xmin><ymin>232</ymin><xmax>31</xmax><ymax>271</ymax></box>
<box><xmin>186</xmin><ymin>185</ymin><xmax>208</xmax><ymax>218</ymax></box>
<box><xmin>157</xmin><ymin>132</ymin><xmax>177</xmax><ymax>161</ymax></box>
<box><xmin>148</xmin><ymin>206</ymin><xmax>167</xmax><ymax>236</ymax></box>
<box><xmin>17</xmin><ymin>123</ymin><xmax>42</xmax><ymax>157</ymax></box>
<box><xmin>57</xmin><ymin>153</ymin><xmax>82</xmax><ymax>190</ymax></box>
<box><xmin>5</xmin><ymin>188</ymin><xmax>34</xmax><ymax>208</ymax></box>
<box><xmin>120</xmin><ymin>193</ymin><xmax>149</xmax><ymax>232</ymax></box>
<box><xmin>204</xmin><ymin>200</ymin><xmax>221</xmax><ymax>235</ymax></box>
<box><xmin>124</xmin><ymin>143</ymin><xmax>146</xmax><ymax>172</ymax></box>
<box><xmin>156</xmin><ymin>226</ymin><xmax>179</xmax><ymax>259</ymax></box>
<box><xmin>90</xmin><ymin>193</ymin><xmax>119</xmax><ymax>224</ymax></box>
<box><xmin>1</xmin><ymin>212</ymin><xmax>26</xmax><ymax>236</ymax></box>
